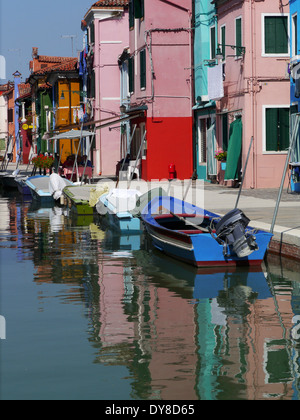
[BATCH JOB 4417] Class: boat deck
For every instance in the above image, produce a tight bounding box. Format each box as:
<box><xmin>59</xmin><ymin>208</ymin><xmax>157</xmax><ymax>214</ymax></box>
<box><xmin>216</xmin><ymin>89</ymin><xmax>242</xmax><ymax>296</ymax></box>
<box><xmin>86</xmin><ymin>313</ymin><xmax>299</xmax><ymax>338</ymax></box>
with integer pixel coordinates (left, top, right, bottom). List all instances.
<box><xmin>63</xmin><ymin>185</ymin><xmax>96</xmax><ymax>202</ymax></box>
<box><xmin>26</xmin><ymin>176</ymin><xmax>51</xmax><ymax>193</ymax></box>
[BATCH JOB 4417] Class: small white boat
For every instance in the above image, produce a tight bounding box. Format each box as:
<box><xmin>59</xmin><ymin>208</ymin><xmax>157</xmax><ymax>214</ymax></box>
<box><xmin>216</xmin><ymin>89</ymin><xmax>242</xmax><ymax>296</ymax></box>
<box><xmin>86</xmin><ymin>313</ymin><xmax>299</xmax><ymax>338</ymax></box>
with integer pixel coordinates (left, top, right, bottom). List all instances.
<box><xmin>96</xmin><ymin>188</ymin><xmax>143</xmax><ymax>234</ymax></box>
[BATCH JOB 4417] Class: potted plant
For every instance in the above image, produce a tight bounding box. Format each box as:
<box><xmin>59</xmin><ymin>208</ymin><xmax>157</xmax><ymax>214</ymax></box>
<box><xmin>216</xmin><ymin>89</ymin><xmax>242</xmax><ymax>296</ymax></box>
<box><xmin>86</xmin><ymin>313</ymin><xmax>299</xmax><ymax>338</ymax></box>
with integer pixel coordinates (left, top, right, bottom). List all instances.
<box><xmin>32</xmin><ymin>154</ymin><xmax>54</xmax><ymax>175</ymax></box>
<box><xmin>215</xmin><ymin>149</ymin><xmax>227</xmax><ymax>170</ymax></box>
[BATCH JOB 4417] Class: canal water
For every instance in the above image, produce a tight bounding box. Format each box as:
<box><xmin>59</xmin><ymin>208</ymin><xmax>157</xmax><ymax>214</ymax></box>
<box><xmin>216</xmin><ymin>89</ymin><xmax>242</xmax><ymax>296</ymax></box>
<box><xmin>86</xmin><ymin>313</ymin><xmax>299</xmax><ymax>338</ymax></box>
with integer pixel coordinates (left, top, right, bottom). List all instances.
<box><xmin>0</xmin><ymin>190</ymin><xmax>300</xmax><ymax>401</ymax></box>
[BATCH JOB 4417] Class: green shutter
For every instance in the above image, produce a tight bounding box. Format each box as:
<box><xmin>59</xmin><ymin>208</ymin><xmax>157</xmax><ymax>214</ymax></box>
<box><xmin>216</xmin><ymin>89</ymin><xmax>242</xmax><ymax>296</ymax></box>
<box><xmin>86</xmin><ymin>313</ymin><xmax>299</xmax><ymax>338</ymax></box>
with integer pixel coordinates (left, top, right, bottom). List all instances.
<box><xmin>236</xmin><ymin>18</ymin><xmax>242</xmax><ymax>56</ymax></box>
<box><xmin>129</xmin><ymin>56</ymin><xmax>135</xmax><ymax>93</ymax></box>
<box><xmin>278</xmin><ymin>108</ymin><xmax>289</xmax><ymax>151</ymax></box>
<box><xmin>140</xmin><ymin>49</ymin><xmax>146</xmax><ymax>89</ymax></box>
<box><xmin>221</xmin><ymin>26</ymin><xmax>226</xmax><ymax>59</ymax></box>
<box><xmin>265</xmin><ymin>16</ymin><xmax>288</xmax><ymax>54</ymax></box>
<box><xmin>129</xmin><ymin>0</ymin><xmax>134</xmax><ymax>29</ymax></box>
<box><xmin>210</xmin><ymin>26</ymin><xmax>216</xmax><ymax>59</ymax></box>
<box><xmin>134</xmin><ymin>0</ymin><xmax>144</xmax><ymax>19</ymax></box>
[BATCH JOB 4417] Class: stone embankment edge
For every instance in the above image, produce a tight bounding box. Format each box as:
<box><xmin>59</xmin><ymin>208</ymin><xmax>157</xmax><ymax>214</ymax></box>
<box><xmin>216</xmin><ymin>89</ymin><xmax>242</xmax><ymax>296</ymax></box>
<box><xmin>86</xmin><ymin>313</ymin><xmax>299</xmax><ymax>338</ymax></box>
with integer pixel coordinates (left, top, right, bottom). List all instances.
<box><xmin>252</xmin><ymin>221</ymin><xmax>300</xmax><ymax>262</ymax></box>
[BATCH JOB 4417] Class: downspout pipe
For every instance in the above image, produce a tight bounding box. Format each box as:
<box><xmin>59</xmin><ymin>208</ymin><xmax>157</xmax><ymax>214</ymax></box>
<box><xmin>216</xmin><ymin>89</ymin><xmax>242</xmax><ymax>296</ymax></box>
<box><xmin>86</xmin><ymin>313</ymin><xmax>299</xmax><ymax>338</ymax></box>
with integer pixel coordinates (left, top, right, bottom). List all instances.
<box><xmin>250</xmin><ymin>0</ymin><xmax>255</xmax><ymax>189</ymax></box>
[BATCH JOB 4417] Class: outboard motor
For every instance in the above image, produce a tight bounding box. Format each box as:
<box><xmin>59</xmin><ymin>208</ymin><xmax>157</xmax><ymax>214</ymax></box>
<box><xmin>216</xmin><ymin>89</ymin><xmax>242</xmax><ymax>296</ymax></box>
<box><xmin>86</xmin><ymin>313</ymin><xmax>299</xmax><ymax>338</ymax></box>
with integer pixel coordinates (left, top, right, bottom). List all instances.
<box><xmin>215</xmin><ymin>209</ymin><xmax>258</xmax><ymax>258</ymax></box>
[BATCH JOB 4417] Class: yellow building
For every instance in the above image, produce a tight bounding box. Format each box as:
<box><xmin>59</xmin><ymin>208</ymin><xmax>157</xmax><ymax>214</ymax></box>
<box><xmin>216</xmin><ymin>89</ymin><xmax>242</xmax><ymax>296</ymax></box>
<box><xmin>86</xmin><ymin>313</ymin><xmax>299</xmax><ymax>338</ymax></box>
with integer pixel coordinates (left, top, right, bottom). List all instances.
<box><xmin>46</xmin><ymin>58</ymin><xmax>81</xmax><ymax>163</ymax></box>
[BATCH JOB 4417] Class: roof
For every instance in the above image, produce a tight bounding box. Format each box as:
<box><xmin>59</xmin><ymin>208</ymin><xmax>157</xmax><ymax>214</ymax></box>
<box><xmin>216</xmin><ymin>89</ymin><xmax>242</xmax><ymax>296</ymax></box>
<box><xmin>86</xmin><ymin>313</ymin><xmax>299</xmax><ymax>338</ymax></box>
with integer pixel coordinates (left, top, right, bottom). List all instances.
<box><xmin>83</xmin><ymin>0</ymin><xmax>129</xmax><ymax>25</ymax></box>
<box><xmin>18</xmin><ymin>83</ymin><xmax>31</xmax><ymax>100</ymax></box>
<box><xmin>36</xmin><ymin>58</ymin><xmax>78</xmax><ymax>75</ymax></box>
<box><xmin>91</xmin><ymin>0</ymin><xmax>129</xmax><ymax>7</ymax></box>
<box><xmin>37</xmin><ymin>55</ymin><xmax>74</xmax><ymax>64</ymax></box>
<box><xmin>27</xmin><ymin>58</ymin><xmax>78</xmax><ymax>84</ymax></box>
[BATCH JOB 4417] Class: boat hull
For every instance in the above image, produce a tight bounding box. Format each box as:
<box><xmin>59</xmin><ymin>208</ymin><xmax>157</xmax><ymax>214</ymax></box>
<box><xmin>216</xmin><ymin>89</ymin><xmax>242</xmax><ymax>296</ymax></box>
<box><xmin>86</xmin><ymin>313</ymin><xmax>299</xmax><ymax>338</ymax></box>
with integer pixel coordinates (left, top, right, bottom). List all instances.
<box><xmin>141</xmin><ymin>196</ymin><xmax>273</xmax><ymax>268</ymax></box>
<box><xmin>0</xmin><ymin>175</ymin><xmax>18</xmax><ymax>189</ymax></box>
<box><xmin>63</xmin><ymin>185</ymin><xmax>97</xmax><ymax>215</ymax></box>
<box><xmin>97</xmin><ymin>192</ymin><xmax>143</xmax><ymax>234</ymax></box>
<box><xmin>26</xmin><ymin>175</ymin><xmax>72</xmax><ymax>205</ymax></box>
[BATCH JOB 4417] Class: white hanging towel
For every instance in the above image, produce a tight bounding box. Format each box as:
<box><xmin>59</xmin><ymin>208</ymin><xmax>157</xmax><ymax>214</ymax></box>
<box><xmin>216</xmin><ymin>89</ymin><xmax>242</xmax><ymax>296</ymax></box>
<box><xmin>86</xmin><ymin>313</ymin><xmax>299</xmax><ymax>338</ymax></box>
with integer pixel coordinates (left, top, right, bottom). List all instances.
<box><xmin>207</xmin><ymin>64</ymin><xmax>224</xmax><ymax>101</ymax></box>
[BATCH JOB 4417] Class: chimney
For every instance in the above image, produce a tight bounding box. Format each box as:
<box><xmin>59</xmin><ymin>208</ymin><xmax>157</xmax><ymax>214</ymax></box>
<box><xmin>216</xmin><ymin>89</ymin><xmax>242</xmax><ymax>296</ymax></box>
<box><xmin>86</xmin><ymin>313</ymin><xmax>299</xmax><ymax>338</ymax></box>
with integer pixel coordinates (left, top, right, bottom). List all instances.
<box><xmin>32</xmin><ymin>47</ymin><xmax>39</xmax><ymax>59</ymax></box>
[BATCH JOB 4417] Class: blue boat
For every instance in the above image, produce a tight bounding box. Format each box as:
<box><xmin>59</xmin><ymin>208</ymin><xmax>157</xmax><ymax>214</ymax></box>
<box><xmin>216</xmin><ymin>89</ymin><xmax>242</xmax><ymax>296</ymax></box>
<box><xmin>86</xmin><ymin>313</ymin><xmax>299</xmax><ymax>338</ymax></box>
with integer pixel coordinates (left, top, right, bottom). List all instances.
<box><xmin>96</xmin><ymin>188</ymin><xmax>143</xmax><ymax>234</ymax></box>
<box><xmin>25</xmin><ymin>174</ymin><xmax>73</xmax><ymax>205</ymax></box>
<box><xmin>141</xmin><ymin>196</ymin><xmax>273</xmax><ymax>268</ymax></box>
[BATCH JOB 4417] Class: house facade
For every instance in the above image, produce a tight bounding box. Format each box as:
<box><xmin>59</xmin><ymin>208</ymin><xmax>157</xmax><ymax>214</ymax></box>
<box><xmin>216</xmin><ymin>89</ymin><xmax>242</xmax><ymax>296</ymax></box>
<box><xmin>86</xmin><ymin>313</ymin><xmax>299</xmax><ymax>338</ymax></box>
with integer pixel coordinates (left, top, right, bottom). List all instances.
<box><xmin>213</xmin><ymin>0</ymin><xmax>290</xmax><ymax>189</ymax></box>
<box><xmin>0</xmin><ymin>83</ymin><xmax>11</xmax><ymax>161</ymax></box>
<box><xmin>1</xmin><ymin>82</ymin><xmax>16</xmax><ymax>162</ymax></box>
<box><xmin>193</xmin><ymin>0</ymin><xmax>218</xmax><ymax>181</ymax></box>
<box><xmin>82</xmin><ymin>0</ymin><xmax>129</xmax><ymax>177</ymax></box>
<box><xmin>123</xmin><ymin>0</ymin><xmax>194</xmax><ymax>181</ymax></box>
<box><xmin>17</xmin><ymin>83</ymin><xmax>32</xmax><ymax>164</ymax></box>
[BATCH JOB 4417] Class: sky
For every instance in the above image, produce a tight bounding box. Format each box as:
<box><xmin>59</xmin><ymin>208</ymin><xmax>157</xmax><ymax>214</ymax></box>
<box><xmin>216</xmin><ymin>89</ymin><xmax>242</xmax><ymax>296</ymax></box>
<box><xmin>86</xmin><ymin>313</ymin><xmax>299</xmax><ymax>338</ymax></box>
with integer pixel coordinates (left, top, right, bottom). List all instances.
<box><xmin>0</xmin><ymin>0</ymin><xmax>93</xmax><ymax>84</ymax></box>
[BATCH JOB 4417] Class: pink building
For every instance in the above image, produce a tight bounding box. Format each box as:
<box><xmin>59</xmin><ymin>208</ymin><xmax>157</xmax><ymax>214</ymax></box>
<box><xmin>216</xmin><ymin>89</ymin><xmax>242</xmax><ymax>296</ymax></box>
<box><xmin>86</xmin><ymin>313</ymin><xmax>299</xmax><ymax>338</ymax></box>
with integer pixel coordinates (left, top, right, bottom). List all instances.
<box><xmin>119</xmin><ymin>0</ymin><xmax>194</xmax><ymax>181</ymax></box>
<box><xmin>83</xmin><ymin>1</ymin><xmax>129</xmax><ymax>177</ymax></box>
<box><xmin>213</xmin><ymin>0</ymin><xmax>290</xmax><ymax>188</ymax></box>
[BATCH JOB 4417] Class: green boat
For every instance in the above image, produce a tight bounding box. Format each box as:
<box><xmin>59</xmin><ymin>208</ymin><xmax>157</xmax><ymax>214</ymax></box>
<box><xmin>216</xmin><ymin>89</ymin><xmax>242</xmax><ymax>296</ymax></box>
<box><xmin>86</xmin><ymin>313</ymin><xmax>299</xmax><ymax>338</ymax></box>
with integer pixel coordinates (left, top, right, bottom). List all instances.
<box><xmin>63</xmin><ymin>184</ymin><xmax>109</xmax><ymax>215</ymax></box>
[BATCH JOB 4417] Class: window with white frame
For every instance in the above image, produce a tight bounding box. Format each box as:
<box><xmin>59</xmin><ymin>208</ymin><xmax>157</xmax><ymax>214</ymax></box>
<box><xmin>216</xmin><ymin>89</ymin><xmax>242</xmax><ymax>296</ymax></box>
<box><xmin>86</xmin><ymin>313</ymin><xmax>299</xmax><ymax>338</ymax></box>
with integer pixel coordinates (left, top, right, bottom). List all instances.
<box><xmin>262</xmin><ymin>14</ymin><xmax>290</xmax><ymax>56</ymax></box>
<box><xmin>263</xmin><ymin>105</ymin><xmax>290</xmax><ymax>153</ymax></box>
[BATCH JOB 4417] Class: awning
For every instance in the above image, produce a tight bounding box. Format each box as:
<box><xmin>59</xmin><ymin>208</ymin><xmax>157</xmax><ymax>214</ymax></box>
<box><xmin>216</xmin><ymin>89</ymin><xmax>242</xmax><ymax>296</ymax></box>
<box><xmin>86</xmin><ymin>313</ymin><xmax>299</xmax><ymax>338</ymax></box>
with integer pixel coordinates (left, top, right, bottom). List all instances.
<box><xmin>47</xmin><ymin>110</ymin><xmax>146</xmax><ymax>138</ymax></box>
<box><xmin>49</xmin><ymin>129</ymin><xmax>94</xmax><ymax>140</ymax></box>
<box><xmin>224</xmin><ymin>118</ymin><xmax>242</xmax><ymax>181</ymax></box>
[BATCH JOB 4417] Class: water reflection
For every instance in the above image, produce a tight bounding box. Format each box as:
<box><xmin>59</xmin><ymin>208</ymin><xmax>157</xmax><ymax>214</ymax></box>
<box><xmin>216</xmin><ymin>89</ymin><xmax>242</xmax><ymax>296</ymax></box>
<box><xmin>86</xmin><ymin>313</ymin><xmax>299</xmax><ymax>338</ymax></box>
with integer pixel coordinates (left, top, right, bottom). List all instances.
<box><xmin>0</xmin><ymin>192</ymin><xmax>300</xmax><ymax>400</ymax></box>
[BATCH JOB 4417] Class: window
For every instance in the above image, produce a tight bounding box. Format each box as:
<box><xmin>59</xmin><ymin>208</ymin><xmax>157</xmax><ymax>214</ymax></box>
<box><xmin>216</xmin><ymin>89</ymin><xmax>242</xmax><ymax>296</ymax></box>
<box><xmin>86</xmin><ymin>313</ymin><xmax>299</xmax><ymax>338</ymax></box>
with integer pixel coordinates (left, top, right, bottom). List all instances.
<box><xmin>129</xmin><ymin>56</ymin><xmax>135</xmax><ymax>94</ymax></box>
<box><xmin>220</xmin><ymin>25</ymin><xmax>226</xmax><ymax>60</ymax></box>
<box><xmin>140</xmin><ymin>49</ymin><xmax>146</xmax><ymax>90</ymax></box>
<box><xmin>129</xmin><ymin>0</ymin><xmax>144</xmax><ymax>30</ymax></box>
<box><xmin>222</xmin><ymin>114</ymin><xmax>228</xmax><ymax>151</ymax></box>
<box><xmin>89</xmin><ymin>22</ymin><xmax>95</xmax><ymax>44</ymax></box>
<box><xmin>8</xmin><ymin>109</ymin><xmax>13</xmax><ymax>123</ymax></box>
<box><xmin>210</xmin><ymin>26</ymin><xmax>216</xmax><ymax>60</ymax></box>
<box><xmin>235</xmin><ymin>17</ymin><xmax>242</xmax><ymax>58</ymax></box>
<box><xmin>292</xmin><ymin>13</ymin><xmax>298</xmax><ymax>57</ymax></box>
<box><xmin>264</xmin><ymin>106</ymin><xmax>290</xmax><ymax>152</ymax></box>
<box><xmin>263</xmin><ymin>14</ymin><xmax>289</xmax><ymax>56</ymax></box>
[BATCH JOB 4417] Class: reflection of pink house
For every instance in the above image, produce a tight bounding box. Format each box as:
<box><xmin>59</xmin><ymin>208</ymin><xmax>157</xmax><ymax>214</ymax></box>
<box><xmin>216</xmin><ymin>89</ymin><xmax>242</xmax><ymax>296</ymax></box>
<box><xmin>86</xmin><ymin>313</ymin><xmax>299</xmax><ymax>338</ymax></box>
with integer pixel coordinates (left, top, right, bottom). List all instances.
<box><xmin>147</xmin><ymin>286</ymin><xmax>198</xmax><ymax>400</ymax></box>
<box><xmin>214</xmin><ymin>0</ymin><xmax>290</xmax><ymax>188</ymax></box>
<box><xmin>83</xmin><ymin>1</ymin><xmax>129</xmax><ymax>176</ymax></box>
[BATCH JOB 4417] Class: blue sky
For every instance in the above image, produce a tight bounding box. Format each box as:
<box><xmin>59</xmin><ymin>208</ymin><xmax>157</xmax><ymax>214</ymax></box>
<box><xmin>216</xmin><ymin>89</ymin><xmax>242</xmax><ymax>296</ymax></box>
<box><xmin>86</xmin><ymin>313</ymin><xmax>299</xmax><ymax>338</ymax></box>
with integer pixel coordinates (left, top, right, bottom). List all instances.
<box><xmin>0</xmin><ymin>0</ymin><xmax>93</xmax><ymax>83</ymax></box>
